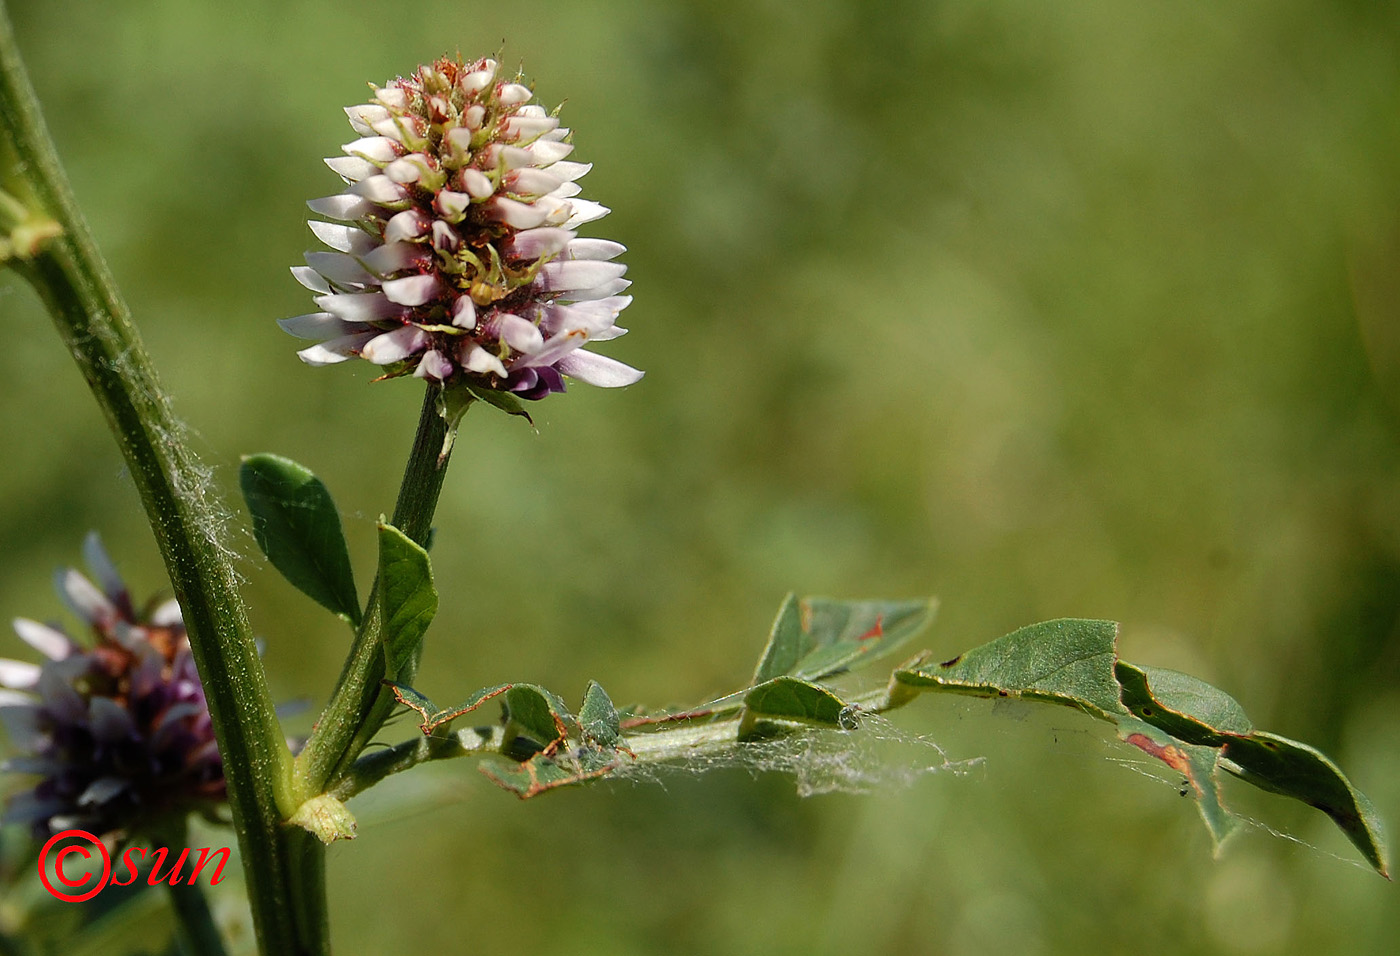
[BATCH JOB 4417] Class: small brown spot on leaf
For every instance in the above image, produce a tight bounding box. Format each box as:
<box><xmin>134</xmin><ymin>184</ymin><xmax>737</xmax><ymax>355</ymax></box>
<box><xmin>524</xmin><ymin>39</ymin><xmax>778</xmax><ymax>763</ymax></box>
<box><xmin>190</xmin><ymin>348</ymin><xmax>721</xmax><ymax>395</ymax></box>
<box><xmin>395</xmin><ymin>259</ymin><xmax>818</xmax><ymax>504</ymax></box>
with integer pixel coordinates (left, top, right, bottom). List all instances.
<box><xmin>940</xmin><ymin>654</ymin><xmax>963</xmax><ymax>668</ymax></box>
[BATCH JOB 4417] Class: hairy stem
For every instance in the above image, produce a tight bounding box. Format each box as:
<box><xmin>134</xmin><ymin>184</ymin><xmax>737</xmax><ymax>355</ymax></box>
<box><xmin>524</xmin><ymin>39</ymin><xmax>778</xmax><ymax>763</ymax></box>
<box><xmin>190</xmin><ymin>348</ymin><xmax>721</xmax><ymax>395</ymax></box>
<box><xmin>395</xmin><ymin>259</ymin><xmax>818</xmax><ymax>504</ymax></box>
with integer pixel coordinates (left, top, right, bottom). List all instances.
<box><xmin>0</xmin><ymin>7</ymin><xmax>316</xmax><ymax>954</ymax></box>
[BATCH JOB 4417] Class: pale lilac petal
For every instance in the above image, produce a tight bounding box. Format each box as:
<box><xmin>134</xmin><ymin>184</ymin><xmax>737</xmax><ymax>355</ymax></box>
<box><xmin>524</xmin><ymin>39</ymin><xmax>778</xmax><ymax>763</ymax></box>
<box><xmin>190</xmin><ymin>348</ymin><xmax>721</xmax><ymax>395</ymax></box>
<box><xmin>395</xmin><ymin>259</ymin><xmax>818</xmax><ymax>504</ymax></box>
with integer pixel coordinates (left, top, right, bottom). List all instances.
<box><xmin>361</xmin><ymin>241</ymin><xmax>425</xmax><ymax>276</ymax></box>
<box><xmin>374</xmin><ymin>87</ymin><xmax>409</xmax><ymax>110</ymax></box>
<box><xmin>278</xmin><ymin>313</ymin><xmax>365</xmax><ymax>340</ymax></box>
<box><xmin>414</xmin><ymin>349</ymin><xmax>454</xmax><ymax>380</ymax></box>
<box><xmin>307</xmin><ymin>193</ymin><xmax>374</xmax><ymax>221</ymax></box>
<box><xmin>81</xmin><ymin>533</ymin><xmax>125</xmax><ymax>601</ymax></box>
<box><xmin>308</xmin><ymin>221</ymin><xmax>378</xmax><ymax>255</ymax></box>
<box><xmin>518</xmin><ymin>329</ymin><xmax>588</xmax><ymax>368</ymax></box>
<box><xmin>306</xmin><ymin>251</ymin><xmax>375</xmax><ymax>286</ymax></box>
<box><xmin>563</xmin><ymin>277</ymin><xmax>632</xmax><ymax>301</ymax></box>
<box><xmin>434</xmin><ymin>190</ymin><xmax>472</xmax><ymax>221</ymax></box>
<box><xmin>539</xmin><ymin>260</ymin><xmax>627</xmax><ymax>293</ymax></box>
<box><xmin>384</xmin><ymin>209</ymin><xmax>431</xmax><ymax>243</ymax></box>
<box><xmin>505</xmin><ymin>168</ymin><xmax>563</xmax><ymax>196</ymax></box>
<box><xmin>487</xmin><ymin>197</ymin><xmax>550</xmax><ymax>229</ymax></box>
<box><xmin>384</xmin><ymin>154</ymin><xmax>433</xmax><ymax>184</ymax></box>
<box><xmin>489</xmin><ymin>313</ymin><xmax>545</xmax><ymax>354</ymax></box>
<box><xmin>12</xmin><ymin>618</ymin><xmax>73</xmax><ymax>660</ymax></box>
<box><xmin>556</xmin><ymin>350</ymin><xmax>644</xmax><ymax>387</ymax></box>
<box><xmin>150</xmin><ymin>599</ymin><xmax>182</xmax><ymax>626</ymax></box>
<box><xmin>1</xmin><ymin>791</ymin><xmax>66</xmax><ymax>825</ymax></box>
<box><xmin>505</xmin><ymin>227</ymin><xmax>574</xmax><ymax>260</ymax></box>
<box><xmin>481</xmin><ymin>144</ymin><xmax>534</xmax><ymax>171</ymax></box>
<box><xmin>345</xmin><ymin>104</ymin><xmax>391</xmax><ymax>136</ymax></box>
<box><xmin>56</xmin><ymin>568</ymin><xmax>115</xmax><ymax>626</ymax></box>
<box><xmin>502</xmin><ymin>115</ymin><xmax>559</xmax><ymax>142</ymax></box>
<box><xmin>291</xmin><ymin>266</ymin><xmax>332</xmax><ymax>294</ymax></box>
<box><xmin>77</xmin><ymin>776</ymin><xmax>129</xmax><ymax>806</ymax></box>
<box><xmin>361</xmin><ymin>325</ymin><xmax>429</xmax><ymax>365</ymax></box>
<box><xmin>315</xmin><ymin>292</ymin><xmax>405</xmax><ymax>323</ymax></box>
<box><xmin>297</xmin><ymin>332</ymin><xmax>377</xmax><ymax>365</ymax></box>
<box><xmin>460</xmin><ymin>65</ymin><xmax>497</xmax><ymax>96</ymax></box>
<box><xmin>562</xmin><ymin>199</ymin><xmax>610</xmax><ymax>228</ymax></box>
<box><xmin>382</xmin><ymin>274</ymin><xmax>440</xmax><ymax>306</ymax></box>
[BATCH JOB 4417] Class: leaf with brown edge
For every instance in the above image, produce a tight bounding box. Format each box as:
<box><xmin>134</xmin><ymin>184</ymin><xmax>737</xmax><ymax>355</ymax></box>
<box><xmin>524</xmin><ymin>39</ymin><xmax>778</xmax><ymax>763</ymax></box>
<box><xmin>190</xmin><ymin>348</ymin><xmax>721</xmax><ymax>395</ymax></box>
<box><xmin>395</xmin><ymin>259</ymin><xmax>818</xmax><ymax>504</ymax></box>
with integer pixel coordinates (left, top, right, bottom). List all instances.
<box><xmin>383</xmin><ymin>681</ymin><xmax>512</xmax><ymax>735</ymax></box>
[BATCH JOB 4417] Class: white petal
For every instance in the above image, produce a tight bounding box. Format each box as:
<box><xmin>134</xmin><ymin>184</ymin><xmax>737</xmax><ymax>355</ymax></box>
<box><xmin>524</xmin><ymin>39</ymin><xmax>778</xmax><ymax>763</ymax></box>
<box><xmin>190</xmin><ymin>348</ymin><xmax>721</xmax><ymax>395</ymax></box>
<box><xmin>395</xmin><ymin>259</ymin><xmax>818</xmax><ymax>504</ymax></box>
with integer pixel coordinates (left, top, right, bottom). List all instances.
<box><xmin>562</xmin><ymin>277</ymin><xmax>632</xmax><ymax>301</ymax></box>
<box><xmin>296</xmin><ymin>332</ymin><xmax>377</xmax><ymax>365</ymax></box>
<box><xmin>434</xmin><ymin>190</ymin><xmax>472</xmax><ymax>221</ymax></box>
<box><xmin>432</xmin><ymin>220</ymin><xmax>461</xmax><ymax>252</ymax></box>
<box><xmin>278</xmin><ymin>313</ymin><xmax>364</xmax><ymax>340</ymax></box>
<box><xmin>517</xmin><ymin>104</ymin><xmax>547</xmax><ymax>119</ymax></box>
<box><xmin>315</xmin><ymin>291</ymin><xmax>404</xmax><ymax>323</ymax></box>
<box><xmin>502</xmin><ymin>115</ymin><xmax>559</xmax><ymax>142</ymax></box>
<box><xmin>481</xmin><ymin>144</ymin><xmax>534</xmax><ymax>171</ymax></box>
<box><xmin>384</xmin><ymin>154</ymin><xmax>433</xmax><ymax>184</ymax></box>
<box><xmin>291</xmin><ymin>265</ymin><xmax>332</xmax><ymax>294</ymax></box>
<box><xmin>384</xmin><ymin>209</ymin><xmax>431</xmax><ymax>243</ymax></box>
<box><xmin>451</xmin><ymin>296</ymin><xmax>477</xmax><ymax>329</ymax></box>
<box><xmin>460</xmin><ymin>65</ymin><xmax>497</xmax><ymax>96</ymax></box>
<box><xmin>540</xmin><ymin>260</ymin><xmax>627</xmax><ymax>293</ymax></box>
<box><xmin>325</xmin><ymin>155</ymin><xmax>377</xmax><ymax>182</ymax></box>
<box><xmin>497</xmin><ymin>83</ymin><xmax>533</xmax><ymax>107</ymax></box>
<box><xmin>0</xmin><ymin>659</ymin><xmax>40</xmax><ymax>690</ymax></box>
<box><xmin>505</xmin><ymin>168</ymin><xmax>563</xmax><ymax>197</ymax></box>
<box><xmin>463</xmin><ymin>104</ymin><xmax>487</xmax><ymax>130</ymax></box>
<box><xmin>564</xmin><ymin>238</ymin><xmax>626</xmax><ymax>261</ymax></box>
<box><xmin>370</xmin><ymin>114</ymin><xmax>422</xmax><ymax>145</ymax></box>
<box><xmin>548</xmin><ymin>161</ymin><xmax>592</xmax><ymax>182</ymax></box>
<box><xmin>382</xmin><ymin>274</ymin><xmax>440</xmax><ymax>306</ymax></box>
<box><xmin>361</xmin><ymin>325</ymin><xmax>429</xmax><ymax>365</ymax></box>
<box><xmin>487</xmin><ymin>197</ymin><xmax>550</xmax><ymax>229</ymax></box>
<box><xmin>345</xmin><ymin>104</ymin><xmax>390</xmax><ymax>136</ymax></box>
<box><xmin>305</xmin><ymin>251</ymin><xmax>374</xmax><ymax>286</ymax></box>
<box><xmin>443</xmin><ymin>126</ymin><xmax>474</xmax><ymax>164</ymax></box>
<box><xmin>81</xmin><ymin>532</ymin><xmax>125</xmax><ymax>601</ymax></box>
<box><xmin>530</xmin><ymin>139</ymin><xmax>574</xmax><ymax>164</ymax></box>
<box><xmin>491</xmin><ymin>313</ymin><xmax>545</xmax><ymax>354</ymax></box>
<box><xmin>308</xmin><ymin>221</ymin><xmax>378</xmax><ymax>255</ymax></box>
<box><xmin>307</xmin><ymin>193</ymin><xmax>374</xmax><ymax>221</ymax></box>
<box><xmin>562</xmin><ymin>199</ymin><xmax>610</xmax><ymax>228</ymax></box>
<box><xmin>150</xmin><ymin>599</ymin><xmax>182</xmax><ymax>626</ymax></box>
<box><xmin>342</xmin><ymin>136</ymin><xmax>401</xmax><ymax>163</ymax></box>
<box><xmin>556</xmin><ymin>350</ymin><xmax>644</xmax><ymax>387</ymax></box>
<box><xmin>547</xmin><ymin>181</ymin><xmax>583</xmax><ymax>200</ymax></box>
<box><xmin>12</xmin><ymin>619</ymin><xmax>72</xmax><ymax>660</ymax></box>
<box><xmin>505</xmin><ymin>227</ymin><xmax>574</xmax><ymax>260</ymax></box>
<box><xmin>459</xmin><ymin>168</ymin><xmax>494</xmax><ymax>199</ymax></box>
<box><xmin>461</xmin><ymin>343</ymin><xmax>509</xmax><ymax>378</ymax></box>
<box><xmin>375</xmin><ymin>86</ymin><xmax>409</xmax><ymax>110</ymax></box>
<box><xmin>351</xmin><ymin>175</ymin><xmax>409</xmax><ymax>206</ymax></box>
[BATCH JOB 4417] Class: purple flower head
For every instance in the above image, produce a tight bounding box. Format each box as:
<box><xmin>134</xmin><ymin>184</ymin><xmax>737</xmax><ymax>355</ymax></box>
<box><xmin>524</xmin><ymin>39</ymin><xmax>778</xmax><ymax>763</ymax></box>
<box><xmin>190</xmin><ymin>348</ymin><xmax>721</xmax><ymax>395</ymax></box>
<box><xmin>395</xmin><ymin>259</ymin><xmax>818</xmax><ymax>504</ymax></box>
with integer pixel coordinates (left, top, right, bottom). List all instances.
<box><xmin>280</xmin><ymin>56</ymin><xmax>642</xmax><ymax>400</ymax></box>
<box><xmin>0</xmin><ymin>534</ymin><xmax>224</xmax><ymax>839</ymax></box>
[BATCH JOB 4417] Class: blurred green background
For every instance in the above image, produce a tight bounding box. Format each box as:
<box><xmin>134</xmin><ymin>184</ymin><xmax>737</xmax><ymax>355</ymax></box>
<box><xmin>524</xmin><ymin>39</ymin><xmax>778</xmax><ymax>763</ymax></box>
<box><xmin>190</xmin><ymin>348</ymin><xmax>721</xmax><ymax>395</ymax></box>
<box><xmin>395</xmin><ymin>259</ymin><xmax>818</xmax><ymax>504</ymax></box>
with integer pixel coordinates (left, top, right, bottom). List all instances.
<box><xmin>3</xmin><ymin>0</ymin><xmax>1399</xmax><ymax>952</ymax></box>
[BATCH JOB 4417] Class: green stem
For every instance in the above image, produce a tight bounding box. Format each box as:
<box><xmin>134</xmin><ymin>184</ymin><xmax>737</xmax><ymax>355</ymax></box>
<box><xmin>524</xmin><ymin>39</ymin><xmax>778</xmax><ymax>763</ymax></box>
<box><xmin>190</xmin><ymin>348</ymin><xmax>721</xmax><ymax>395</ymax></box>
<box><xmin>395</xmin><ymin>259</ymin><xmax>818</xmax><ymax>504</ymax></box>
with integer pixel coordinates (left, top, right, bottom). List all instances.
<box><xmin>168</xmin><ymin>880</ymin><xmax>230</xmax><ymax>956</ymax></box>
<box><xmin>295</xmin><ymin>387</ymin><xmax>454</xmax><ymax>794</ymax></box>
<box><xmin>0</xmin><ymin>8</ymin><xmax>316</xmax><ymax>954</ymax></box>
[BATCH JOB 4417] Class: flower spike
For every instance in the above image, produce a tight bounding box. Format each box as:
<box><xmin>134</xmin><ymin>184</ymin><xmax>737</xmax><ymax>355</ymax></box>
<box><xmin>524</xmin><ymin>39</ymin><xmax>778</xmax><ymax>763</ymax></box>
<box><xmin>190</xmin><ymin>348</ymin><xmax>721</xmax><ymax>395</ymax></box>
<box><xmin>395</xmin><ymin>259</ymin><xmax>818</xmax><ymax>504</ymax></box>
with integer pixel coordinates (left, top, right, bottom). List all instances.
<box><xmin>283</xmin><ymin>57</ymin><xmax>642</xmax><ymax>402</ymax></box>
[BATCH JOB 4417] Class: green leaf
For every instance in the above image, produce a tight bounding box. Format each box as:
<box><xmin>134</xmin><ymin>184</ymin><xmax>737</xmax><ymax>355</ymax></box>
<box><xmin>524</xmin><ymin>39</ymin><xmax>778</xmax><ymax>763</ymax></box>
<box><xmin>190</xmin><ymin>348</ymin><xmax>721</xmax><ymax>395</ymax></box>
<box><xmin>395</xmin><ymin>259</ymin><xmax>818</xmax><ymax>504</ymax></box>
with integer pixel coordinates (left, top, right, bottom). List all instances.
<box><xmin>500</xmin><ymin>684</ymin><xmax>574</xmax><ymax>760</ymax></box>
<box><xmin>1116</xmin><ymin>662</ymin><xmax>1254</xmax><ymax>742</ymax></box>
<box><xmin>376</xmin><ymin>523</ymin><xmax>437</xmax><ymax>683</ymax></box>
<box><xmin>479</xmin><ymin>749</ymin><xmax>627</xmax><ymax>799</ymax></box>
<box><xmin>579</xmin><ymin>681</ymin><xmax>621</xmax><ymax>748</ymax></box>
<box><xmin>384</xmin><ymin>681</ymin><xmax>512</xmax><ymax>735</ymax></box>
<box><xmin>463</xmin><ymin>381</ymin><xmax>534</xmax><ymax>426</ymax></box>
<box><xmin>1221</xmin><ymin>732</ymin><xmax>1390</xmax><ymax>878</ymax></box>
<box><xmin>895</xmin><ymin>618</ymin><xmax>1126</xmax><ymax>720</ymax></box>
<box><xmin>742</xmin><ymin>676</ymin><xmax>851</xmax><ymax>734</ymax></box>
<box><xmin>753</xmin><ymin>594</ymin><xmax>936</xmax><ymax>684</ymax></box>
<box><xmin>239</xmin><ymin>453</ymin><xmax>359</xmax><ymax>623</ymax></box>
<box><xmin>1118</xmin><ymin>717</ymin><xmax>1238</xmax><ymax>848</ymax></box>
